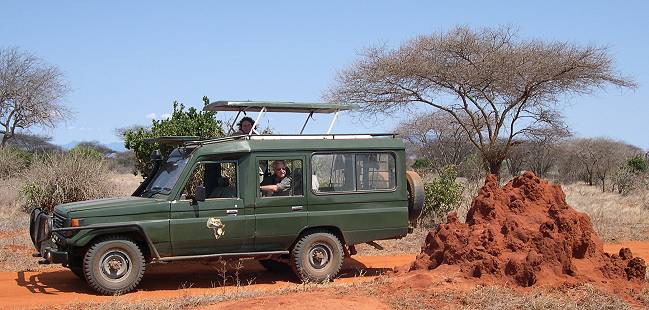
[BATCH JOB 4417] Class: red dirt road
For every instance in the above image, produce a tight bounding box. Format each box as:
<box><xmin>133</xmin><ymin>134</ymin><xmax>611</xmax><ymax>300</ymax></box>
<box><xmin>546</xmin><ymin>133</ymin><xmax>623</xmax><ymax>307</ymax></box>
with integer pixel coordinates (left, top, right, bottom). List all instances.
<box><xmin>0</xmin><ymin>242</ymin><xmax>646</xmax><ymax>309</ymax></box>
<box><xmin>0</xmin><ymin>255</ymin><xmax>415</xmax><ymax>309</ymax></box>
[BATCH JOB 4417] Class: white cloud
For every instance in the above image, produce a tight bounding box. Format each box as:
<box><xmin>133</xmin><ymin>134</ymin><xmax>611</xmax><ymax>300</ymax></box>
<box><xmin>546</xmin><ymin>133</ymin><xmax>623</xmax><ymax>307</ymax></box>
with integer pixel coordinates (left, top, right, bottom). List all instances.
<box><xmin>145</xmin><ymin>113</ymin><xmax>157</xmax><ymax>120</ymax></box>
<box><xmin>160</xmin><ymin>113</ymin><xmax>171</xmax><ymax>120</ymax></box>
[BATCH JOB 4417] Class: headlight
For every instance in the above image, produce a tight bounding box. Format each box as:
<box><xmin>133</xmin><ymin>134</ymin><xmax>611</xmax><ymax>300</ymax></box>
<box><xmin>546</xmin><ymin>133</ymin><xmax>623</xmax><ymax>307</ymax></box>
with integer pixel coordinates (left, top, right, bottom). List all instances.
<box><xmin>44</xmin><ymin>216</ymin><xmax>53</xmax><ymax>237</ymax></box>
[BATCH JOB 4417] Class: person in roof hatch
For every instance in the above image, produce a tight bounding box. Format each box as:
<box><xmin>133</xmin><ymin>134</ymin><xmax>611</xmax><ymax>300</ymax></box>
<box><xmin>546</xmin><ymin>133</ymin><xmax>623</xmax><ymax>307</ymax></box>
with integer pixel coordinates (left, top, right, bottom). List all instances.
<box><xmin>237</xmin><ymin>116</ymin><xmax>255</xmax><ymax>135</ymax></box>
<box><xmin>260</xmin><ymin>160</ymin><xmax>291</xmax><ymax>196</ymax></box>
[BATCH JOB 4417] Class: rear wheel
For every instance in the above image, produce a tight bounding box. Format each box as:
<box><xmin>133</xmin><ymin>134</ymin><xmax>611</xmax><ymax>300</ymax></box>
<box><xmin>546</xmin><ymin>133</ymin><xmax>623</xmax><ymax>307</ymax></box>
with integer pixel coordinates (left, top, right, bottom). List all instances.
<box><xmin>291</xmin><ymin>231</ymin><xmax>343</xmax><ymax>283</ymax></box>
<box><xmin>83</xmin><ymin>236</ymin><xmax>145</xmax><ymax>295</ymax></box>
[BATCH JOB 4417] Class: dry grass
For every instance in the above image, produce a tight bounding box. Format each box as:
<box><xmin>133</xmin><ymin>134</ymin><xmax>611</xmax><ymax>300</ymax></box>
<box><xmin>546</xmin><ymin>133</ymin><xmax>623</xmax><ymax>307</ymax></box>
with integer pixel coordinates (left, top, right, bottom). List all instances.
<box><xmin>63</xmin><ymin>280</ymin><xmax>645</xmax><ymax>310</ymax></box>
<box><xmin>56</xmin><ymin>277</ymin><xmax>390</xmax><ymax>310</ymax></box>
<box><xmin>386</xmin><ymin>283</ymin><xmax>639</xmax><ymax>310</ymax></box>
<box><xmin>459</xmin><ymin>284</ymin><xmax>633</xmax><ymax>310</ymax></box>
<box><xmin>563</xmin><ymin>182</ymin><xmax>649</xmax><ymax>242</ymax></box>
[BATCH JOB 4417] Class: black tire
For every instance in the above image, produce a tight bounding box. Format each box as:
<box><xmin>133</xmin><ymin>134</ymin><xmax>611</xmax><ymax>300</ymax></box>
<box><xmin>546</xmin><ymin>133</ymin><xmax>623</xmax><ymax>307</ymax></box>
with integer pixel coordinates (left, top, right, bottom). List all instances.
<box><xmin>406</xmin><ymin>170</ymin><xmax>425</xmax><ymax>227</ymax></box>
<box><xmin>259</xmin><ymin>259</ymin><xmax>291</xmax><ymax>272</ymax></box>
<box><xmin>83</xmin><ymin>236</ymin><xmax>145</xmax><ymax>295</ymax></box>
<box><xmin>69</xmin><ymin>266</ymin><xmax>85</xmax><ymax>280</ymax></box>
<box><xmin>291</xmin><ymin>231</ymin><xmax>344</xmax><ymax>283</ymax></box>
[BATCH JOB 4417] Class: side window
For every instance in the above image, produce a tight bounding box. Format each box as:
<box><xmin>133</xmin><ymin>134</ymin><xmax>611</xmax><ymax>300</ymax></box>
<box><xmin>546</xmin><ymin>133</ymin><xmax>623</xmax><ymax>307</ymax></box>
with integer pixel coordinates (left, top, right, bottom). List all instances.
<box><xmin>259</xmin><ymin>159</ymin><xmax>303</xmax><ymax>197</ymax></box>
<box><xmin>355</xmin><ymin>153</ymin><xmax>396</xmax><ymax>190</ymax></box>
<box><xmin>311</xmin><ymin>152</ymin><xmax>397</xmax><ymax>194</ymax></box>
<box><xmin>183</xmin><ymin>162</ymin><xmax>238</xmax><ymax>199</ymax></box>
<box><xmin>311</xmin><ymin>154</ymin><xmax>354</xmax><ymax>193</ymax></box>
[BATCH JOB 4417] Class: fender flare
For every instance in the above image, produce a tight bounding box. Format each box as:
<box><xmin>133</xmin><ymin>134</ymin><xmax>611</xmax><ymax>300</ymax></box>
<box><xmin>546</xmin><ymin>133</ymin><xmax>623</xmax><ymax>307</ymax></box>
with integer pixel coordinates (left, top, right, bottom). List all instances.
<box><xmin>54</xmin><ymin>223</ymin><xmax>161</xmax><ymax>259</ymax></box>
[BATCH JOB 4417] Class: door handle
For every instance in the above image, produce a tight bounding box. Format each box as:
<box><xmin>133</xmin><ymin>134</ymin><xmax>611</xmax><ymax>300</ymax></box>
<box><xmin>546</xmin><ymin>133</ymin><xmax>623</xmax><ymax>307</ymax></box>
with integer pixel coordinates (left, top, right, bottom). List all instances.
<box><xmin>226</xmin><ymin>209</ymin><xmax>238</xmax><ymax>215</ymax></box>
<box><xmin>291</xmin><ymin>206</ymin><xmax>303</xmax><ymax>211</ymax></box>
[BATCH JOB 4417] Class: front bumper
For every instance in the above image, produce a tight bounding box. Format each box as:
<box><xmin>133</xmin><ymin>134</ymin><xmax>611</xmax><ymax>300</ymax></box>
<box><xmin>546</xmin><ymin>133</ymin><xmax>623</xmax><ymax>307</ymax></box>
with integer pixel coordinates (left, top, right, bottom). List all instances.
<box><xmin>41</xmin><ymin>247</ymin><xmax>69</xmax><ymax>265</ymax></box>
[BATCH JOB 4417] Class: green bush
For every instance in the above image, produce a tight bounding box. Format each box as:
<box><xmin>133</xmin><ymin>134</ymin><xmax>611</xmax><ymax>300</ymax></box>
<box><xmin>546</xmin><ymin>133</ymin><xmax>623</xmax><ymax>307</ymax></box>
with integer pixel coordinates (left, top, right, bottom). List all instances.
<box><xmin>412</xmin><ymin>158</ymin><xmax>434</xmax><ymax>173</ymax></box>
<box><xmin>421</xmin><ymin>165</ymin><xmax>464</xmax><ymax>225</ymax></box>
<box><xmin>122</xmin><ymin>97</ymin><xmax>224</xmax><ymax>177</ymax></box>
<box><xmin>0</xmin><ymin>147</ymin><xmax>32</xmax><ymax>179</ymax></box>
<box><xmin>69</xmin><ymin>145</ymin><xmax>104</xmax><ymax>160</ymax></box>
<box><xmin>19</xmin><ymin>151</ymin><xmax>116</xmax><ymax>213</ymax></box>
<box><xmin>627</xmin><ymin>155</ymin><xmax>648</xmax><ymax>173</ymax></box>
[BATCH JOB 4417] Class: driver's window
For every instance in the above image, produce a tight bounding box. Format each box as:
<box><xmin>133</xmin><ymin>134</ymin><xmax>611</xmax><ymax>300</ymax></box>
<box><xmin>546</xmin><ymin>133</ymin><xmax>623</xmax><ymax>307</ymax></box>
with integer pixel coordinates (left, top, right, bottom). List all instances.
<box><xmin>258</xmin><ymin>159</ymin><xmax>303</xmax><ymax>197</ymax></box>
<box><xmin>183</xmin><ymin>162</ymin><xmax>238</xmax><ymax>200</ymax></box>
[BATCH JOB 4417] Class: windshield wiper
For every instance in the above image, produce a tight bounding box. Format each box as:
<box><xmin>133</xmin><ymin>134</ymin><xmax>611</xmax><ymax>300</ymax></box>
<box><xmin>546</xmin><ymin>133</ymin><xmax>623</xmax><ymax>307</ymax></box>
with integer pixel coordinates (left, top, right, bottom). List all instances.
<box><xmin>142</xmin><ymin>186</ymin><xmax>171</xmax><ymax>197</ymax></box>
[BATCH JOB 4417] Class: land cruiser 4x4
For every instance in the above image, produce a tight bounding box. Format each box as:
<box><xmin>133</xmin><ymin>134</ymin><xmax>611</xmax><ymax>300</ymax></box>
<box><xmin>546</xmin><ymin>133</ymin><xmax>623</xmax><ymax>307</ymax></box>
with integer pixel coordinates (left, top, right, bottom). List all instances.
<box><xmin>29</xmin><ymin>101</ymin><xmax>424</xmax><ymax>295</ymax></box>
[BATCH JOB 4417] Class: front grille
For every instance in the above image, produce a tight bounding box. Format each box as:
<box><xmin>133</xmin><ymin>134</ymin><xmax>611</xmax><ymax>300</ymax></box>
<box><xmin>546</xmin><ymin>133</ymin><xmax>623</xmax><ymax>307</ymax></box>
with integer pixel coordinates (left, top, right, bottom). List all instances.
<box><xmin>53</xmin><ymin>212</ymin><xmax>66</xmax><ymax>229</ymax></box>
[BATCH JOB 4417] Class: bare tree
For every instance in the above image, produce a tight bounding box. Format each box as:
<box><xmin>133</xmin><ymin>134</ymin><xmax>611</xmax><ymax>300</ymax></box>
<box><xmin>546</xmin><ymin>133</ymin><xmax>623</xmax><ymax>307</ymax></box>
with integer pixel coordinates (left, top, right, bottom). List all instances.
<box><xmin>396</xmin><ymin>111</ymin><xmax>475</xmax><ymax>172</ymax></box>
<box><xmin>0</xmin><ymin>47</ymin><xmax>71</xmax><ymax>147</ymax></box>
<box><xmin>564</xmin><ymin>138</ymin><xmax>640</xmax><ymax>191</ymax></box>
<box><xmin>327</xmin><ymin>26</ymin><xmax>635</xmax><ymax>177</ymax></box>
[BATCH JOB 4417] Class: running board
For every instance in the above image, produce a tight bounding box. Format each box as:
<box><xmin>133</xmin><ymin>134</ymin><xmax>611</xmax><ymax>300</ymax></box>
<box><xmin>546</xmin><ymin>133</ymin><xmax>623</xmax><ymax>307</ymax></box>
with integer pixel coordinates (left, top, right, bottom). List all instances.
<box><xmin>156</xmin><ymin>250</ymin><xmax>289</xmax><ymax>262</ymax></box>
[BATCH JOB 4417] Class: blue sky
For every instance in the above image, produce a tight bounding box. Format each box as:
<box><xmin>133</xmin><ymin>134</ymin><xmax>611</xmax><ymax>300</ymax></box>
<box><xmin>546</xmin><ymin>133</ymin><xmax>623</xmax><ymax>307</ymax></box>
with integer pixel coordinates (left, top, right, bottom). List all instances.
<box><xmin>1</xmin><ymin>1</ymin><xmax>647</xmax><ymax>149</ymax></box>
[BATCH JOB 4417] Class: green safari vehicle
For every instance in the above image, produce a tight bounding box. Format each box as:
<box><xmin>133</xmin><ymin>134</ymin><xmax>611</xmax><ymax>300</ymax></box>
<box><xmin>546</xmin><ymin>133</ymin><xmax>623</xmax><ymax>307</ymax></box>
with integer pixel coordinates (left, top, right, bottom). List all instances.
<box><xmin>29</xmin><ymin>101</ymin><xmax>424</xmax><ymax>295</ymax></box>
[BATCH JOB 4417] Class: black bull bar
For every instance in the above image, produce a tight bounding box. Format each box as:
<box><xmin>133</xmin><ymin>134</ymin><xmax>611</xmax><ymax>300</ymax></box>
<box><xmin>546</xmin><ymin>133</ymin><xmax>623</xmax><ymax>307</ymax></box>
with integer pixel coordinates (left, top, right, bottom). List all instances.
<box><xmin>29</xmin><ymin>208</ymin><xmax>67</xmax><ymax>264</ymax></box>
<box><xmin>29</xmin><ymin>208</ymin><xmax>51</xmax><ymax>252</ymax></box>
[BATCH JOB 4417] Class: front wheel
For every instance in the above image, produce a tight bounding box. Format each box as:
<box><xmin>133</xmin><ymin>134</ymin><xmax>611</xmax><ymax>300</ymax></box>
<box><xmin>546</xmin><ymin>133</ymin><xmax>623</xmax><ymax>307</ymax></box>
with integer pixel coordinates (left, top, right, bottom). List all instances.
<box><xmin>291</xmin><ymin>231</ymin><xmax>344</xmax><ymax>283</ymax></box>
<box><xmin>83</xmin><ymin>236</ymin><xmax>145</xmax><ymax>295</ymax></box>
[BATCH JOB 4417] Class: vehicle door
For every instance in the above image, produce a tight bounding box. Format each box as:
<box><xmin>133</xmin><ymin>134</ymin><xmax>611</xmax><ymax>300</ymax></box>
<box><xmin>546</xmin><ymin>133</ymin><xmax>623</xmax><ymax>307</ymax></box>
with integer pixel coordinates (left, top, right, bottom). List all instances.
<box><xmin>254</xmin><ymin>156</ymin><xmax>307</xmax><ymax>251</ymax></box>
<box><xmin>170</xmin><ymin>160</ymin><xmax>251</xmax><ymax>256</ymax></box>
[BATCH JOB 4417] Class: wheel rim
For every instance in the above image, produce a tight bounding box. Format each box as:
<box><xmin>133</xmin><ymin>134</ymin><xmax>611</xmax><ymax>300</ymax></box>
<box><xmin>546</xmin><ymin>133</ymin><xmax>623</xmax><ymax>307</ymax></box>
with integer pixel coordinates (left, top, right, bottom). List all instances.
<box><xmin>308</xmin><ymin>243</ymin><xmax>332</xmax><ymax>269</ymax></box>
<box><xmin>99</xmin><ymin>249</ymin><xmax>131</xmax><ymax>282</ymax></box>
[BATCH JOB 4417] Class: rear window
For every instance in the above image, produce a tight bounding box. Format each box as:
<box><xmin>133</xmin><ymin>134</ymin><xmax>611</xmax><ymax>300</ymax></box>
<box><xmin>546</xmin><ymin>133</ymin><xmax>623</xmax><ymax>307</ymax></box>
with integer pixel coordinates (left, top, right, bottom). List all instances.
<box><xmin>311</xmin><ymin>152</ymin><xmax>396</xmax><ymax>194</ymax></box>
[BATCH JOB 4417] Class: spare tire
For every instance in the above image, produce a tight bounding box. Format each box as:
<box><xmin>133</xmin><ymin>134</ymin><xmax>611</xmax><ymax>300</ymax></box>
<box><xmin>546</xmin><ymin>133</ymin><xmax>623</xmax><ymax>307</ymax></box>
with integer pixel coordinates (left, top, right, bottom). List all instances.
<box><xmin>406</xmin><ymin>170</ymin><xmax>424</xmax><ymax>227</ymax></box>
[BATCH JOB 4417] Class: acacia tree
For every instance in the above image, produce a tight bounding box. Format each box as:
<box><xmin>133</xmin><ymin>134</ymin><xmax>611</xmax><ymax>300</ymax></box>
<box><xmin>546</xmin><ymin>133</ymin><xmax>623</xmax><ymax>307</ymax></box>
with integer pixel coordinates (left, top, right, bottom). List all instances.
<box><xmin>0</xmin><ymin>47</ymin><xmax>70</xmax><ymax>147</ymax></box>
<box><xmin>327</xmin><ymin>26</ymin><xmax>635</xmax><ymax>176</ymax></box>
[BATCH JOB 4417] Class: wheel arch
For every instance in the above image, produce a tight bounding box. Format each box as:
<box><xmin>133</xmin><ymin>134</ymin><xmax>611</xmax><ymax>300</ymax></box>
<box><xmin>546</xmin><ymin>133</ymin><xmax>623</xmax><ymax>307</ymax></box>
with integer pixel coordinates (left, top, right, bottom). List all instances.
<box><xmin>293</xmin><ymin>226</ymin><xmax>347</xmax><ymax>249</ymax></box>
<box><xmin>70</xmin><ymin>226</ymin><xmax>157</xmax><ymax>262</ymax></box>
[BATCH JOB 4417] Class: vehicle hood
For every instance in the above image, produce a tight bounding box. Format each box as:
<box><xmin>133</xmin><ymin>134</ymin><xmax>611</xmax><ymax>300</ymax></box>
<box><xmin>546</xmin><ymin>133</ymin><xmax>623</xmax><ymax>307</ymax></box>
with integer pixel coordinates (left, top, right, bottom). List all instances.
<box><xmin>55</xmin><ymin>196</ymin><xmax>166</xmax><ymax>216</ymax></box>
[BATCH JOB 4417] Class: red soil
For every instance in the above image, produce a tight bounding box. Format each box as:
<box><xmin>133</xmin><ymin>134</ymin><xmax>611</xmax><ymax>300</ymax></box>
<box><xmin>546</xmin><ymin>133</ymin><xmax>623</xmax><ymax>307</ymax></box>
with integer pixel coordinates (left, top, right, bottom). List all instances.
<box><xmin>410</xmin><ymin>172</ymin><xmax>647</xmax><ymax>287</ymax></box>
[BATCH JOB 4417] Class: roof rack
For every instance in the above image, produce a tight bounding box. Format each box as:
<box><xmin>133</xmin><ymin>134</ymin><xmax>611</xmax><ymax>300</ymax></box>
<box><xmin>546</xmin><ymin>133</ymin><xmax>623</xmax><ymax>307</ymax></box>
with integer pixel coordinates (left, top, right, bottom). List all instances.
<box><xmin>203</xmin><ymin>100</ymin><xmax>358</xmax><ymax>135</ymax></box>
<box><xmin>143</xmin><ymin>136</ymin><xmax>200</xmax><ymax>145</ymax></box>
<box><xmin>184</xmin><ymin>133</ymin><xmax>398</xmax><ymax>147</ymax></box>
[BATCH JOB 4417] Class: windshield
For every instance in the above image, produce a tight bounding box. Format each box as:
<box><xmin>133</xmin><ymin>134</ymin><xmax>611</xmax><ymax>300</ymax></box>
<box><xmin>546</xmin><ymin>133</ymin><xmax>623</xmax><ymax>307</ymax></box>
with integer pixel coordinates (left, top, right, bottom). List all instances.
<box><xmin>142</xmin><ymin>147</ymin><xmax>193</xmax><ymax>197</ymax></box>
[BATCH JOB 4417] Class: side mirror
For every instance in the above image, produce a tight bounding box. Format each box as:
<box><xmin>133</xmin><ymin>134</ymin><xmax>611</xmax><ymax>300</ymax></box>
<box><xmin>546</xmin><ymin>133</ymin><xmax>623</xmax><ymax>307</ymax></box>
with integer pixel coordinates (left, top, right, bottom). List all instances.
<box><xmin>194</xmin><ymin>186</ymin><xmax>206</xmax><ymax>203</ymax></box>
<box><xmin>150</xmin><ymin>149</ymin><xmax>163</xmax><ymax>162</ymax></box>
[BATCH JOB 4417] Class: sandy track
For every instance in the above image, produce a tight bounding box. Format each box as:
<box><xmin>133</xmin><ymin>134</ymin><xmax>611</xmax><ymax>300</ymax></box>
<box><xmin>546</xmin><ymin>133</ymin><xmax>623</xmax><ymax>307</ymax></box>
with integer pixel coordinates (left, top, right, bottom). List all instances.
<box><xmin>0</xmin><ymin>242</ymin><xmax>647</xmax><ymax>309</ymax></box>
<box><xmin>0</xmin><ymin>255</ymin><xmax>416</xmax><ymax>309</ymax></box>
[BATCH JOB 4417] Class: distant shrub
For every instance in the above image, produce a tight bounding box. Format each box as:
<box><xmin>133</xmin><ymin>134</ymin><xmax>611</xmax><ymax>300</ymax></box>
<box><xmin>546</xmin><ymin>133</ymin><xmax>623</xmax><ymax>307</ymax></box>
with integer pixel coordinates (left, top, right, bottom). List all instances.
<box><xmin>613</xmin><ymin>156</ymin><xmax>649</xmax><ymax>195</ymax></box>
<box><xmin>69</xmin><ymin>145</ymin><xmax>104</xmax><ymax>160</ymax></box>
<box><xmin>106</xmin><ymin>151</ymin><xmax>137</xmax><ymax>174</ymax></box>
<box><xmin>19</xmin><ymin>151</ymin><xmax>116</xmax><ymax>213</ymax></box>
<box><xmin>421</xmin><ymin>165</ymin><xmax>464</xmax><ymax>225</ymax></box>
<box><xmin>0</xmin><ymin>147</ymin><xmax>32</xmax><ymax>179</ymax></box>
